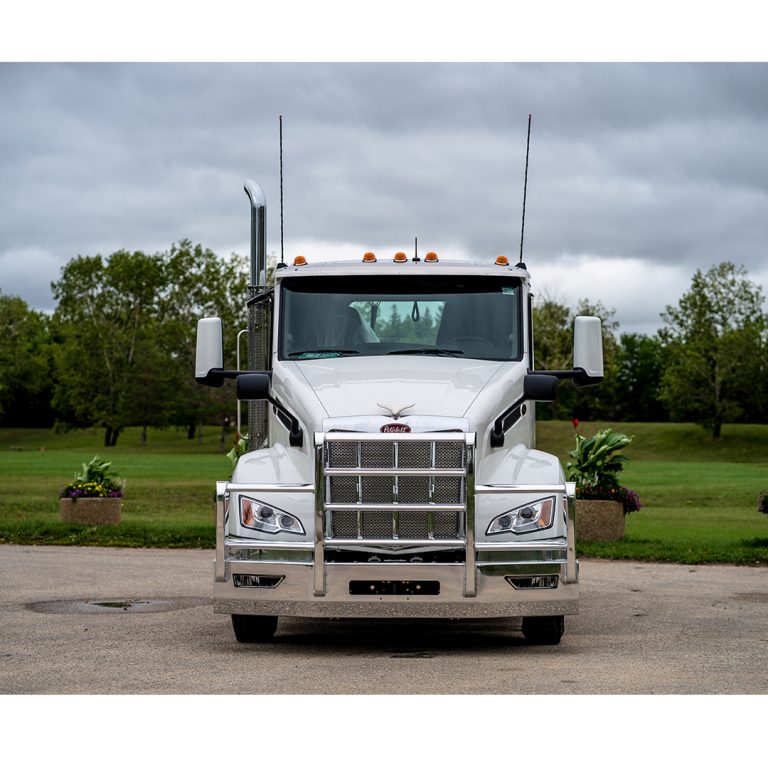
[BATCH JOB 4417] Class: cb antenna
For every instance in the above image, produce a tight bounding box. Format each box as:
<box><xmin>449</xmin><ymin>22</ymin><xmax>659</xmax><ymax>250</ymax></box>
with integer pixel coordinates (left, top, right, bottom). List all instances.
<box><xmin>517</xmin><ymin>113</ymin><xmax>532</xmax><ymax>270</ymax></box>
<box><xmin>278</xmin><ymin>115</ymin><xmax>287</xmax><ymax>269</ymax></box>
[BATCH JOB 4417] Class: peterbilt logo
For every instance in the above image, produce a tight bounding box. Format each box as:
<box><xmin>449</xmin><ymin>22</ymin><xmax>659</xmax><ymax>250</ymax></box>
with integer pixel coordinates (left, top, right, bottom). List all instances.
<box><xmin>381</xmin><ymin>423</ymin><xmax>412</xmax><ymax>433</ymax></box>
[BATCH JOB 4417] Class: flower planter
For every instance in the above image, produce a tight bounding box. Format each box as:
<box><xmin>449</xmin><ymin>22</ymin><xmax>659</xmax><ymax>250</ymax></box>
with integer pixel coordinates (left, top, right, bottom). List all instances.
<box><xmin>59</xmin><ymin>497</ymin><xmax>122</xmax><ymax>525</ymax></box>
<box><xmin>576</xmin><ymin>499</ymin><xmax>624</xmax><ymax>541</ymax></box>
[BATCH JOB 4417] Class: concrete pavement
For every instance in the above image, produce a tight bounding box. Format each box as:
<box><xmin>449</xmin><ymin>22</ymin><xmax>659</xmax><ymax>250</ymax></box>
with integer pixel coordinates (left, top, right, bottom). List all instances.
<box><xmin>1</xmin><ymin>544</ymin><xmax>766</xmax><ymax>694</ymax></box>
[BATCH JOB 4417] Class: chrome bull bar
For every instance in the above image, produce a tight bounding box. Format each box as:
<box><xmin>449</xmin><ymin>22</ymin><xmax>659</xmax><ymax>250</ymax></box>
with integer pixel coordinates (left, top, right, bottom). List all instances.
<box><xmin>313</xmin><ymin>432</ymin><xmax>477</xmax><ymax>598</ymax></box>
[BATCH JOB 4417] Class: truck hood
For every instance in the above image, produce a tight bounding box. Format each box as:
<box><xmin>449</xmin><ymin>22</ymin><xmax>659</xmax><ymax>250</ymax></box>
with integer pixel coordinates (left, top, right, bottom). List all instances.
<box><xmin>291</xmin><ymin>356</ymin><xmax>504</xmax><ymax>419</ymax></box>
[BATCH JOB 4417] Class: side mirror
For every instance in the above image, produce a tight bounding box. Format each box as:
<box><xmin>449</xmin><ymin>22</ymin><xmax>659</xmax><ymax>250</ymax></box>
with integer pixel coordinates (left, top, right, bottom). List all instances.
<box><xmin>573</xmin><ymin>316</ymin><xmax>604</xmax><ymax>386</ymax></box>
<box><xmin>195</xmin><ymin>317</ymin><xmax>224</xmax><ymax>387</ymax></box>
<box><xmin>523</xmin><ymin>373</ymin><xmax>558</xmax><ymax>402</ymax></box>
<box><xmin>236</xmin><ymin>373</ymin><xmax>271</xmax><ymax>401</ymax></box>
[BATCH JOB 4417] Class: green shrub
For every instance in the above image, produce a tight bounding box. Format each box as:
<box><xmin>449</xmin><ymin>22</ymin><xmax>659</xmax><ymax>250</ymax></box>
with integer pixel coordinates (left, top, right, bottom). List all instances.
<box><xmin>226</xmin><ymin>433</ymin><xmax>249</xmax><ymax>469</ymax></box>
<box><xmin>566</xmin><ymin>428</ymin><xmax>641</xmax><ymax>513</ymax></box>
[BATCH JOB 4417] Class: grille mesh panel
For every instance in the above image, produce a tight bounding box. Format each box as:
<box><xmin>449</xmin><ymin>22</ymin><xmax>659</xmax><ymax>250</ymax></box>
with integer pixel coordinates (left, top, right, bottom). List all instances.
<box><xmin>434</xmin><ymin>510</ymin><xmax>462</xmax><ymax>538</ymax></box>
<box><xmin>328</xmin><ymin>442</ymin><xmax>358</xmax><ymax>469</ymax></box>
<box><xmin>331</xmin><ymin>510</ymin><xmax>359</xmax><ymax>538</ymax></box>
<box><xmin>325</xmin><ymin>439</ymin><xmax>465</xmax><ymax>472</ymax></box>
<box><xmin>361</xmin><ymin>510</ymin><xmax>393</xmax><ymax>539</ymax></box>
<box><xmin>325</xmin><ymin>437</ymin><xmax>467</xmax><ymax>540</ymax></box>
<box><xmin>398</xmin><ymin>476</ymin><xmax>430</xmax><ymax>503</ymax></box>
<box><xmin>398</xmin><ymin>510</ymin><xmax>430</xmax><ymax>539</ymax></box>
<box><xmin>433</xmin><ymin>477</ymin><xmax>464</xmax><ymax>505</ymax></box>
<box><xmin>362</xmin><ymin>476</ymin><xmax>393</xmax><ymax>503</ymax></box>
<box><xmin>330</xmin><ymin>476</ymin><xmax>358</xmax><ymax>503</ymax></box>
<box><xmin>435</xmin><ymin>442</ymin><xmax>465</xmax><ymax>469</ymax></box>
<box><xmin>397</xmin><ymin>441</ymin><xmax>431</xmax><ymax>469</ymax></box>
<box><xmin>361</xmin><ymin>442</ymin><xmax>394</xmax><ymax>468</ymax></box>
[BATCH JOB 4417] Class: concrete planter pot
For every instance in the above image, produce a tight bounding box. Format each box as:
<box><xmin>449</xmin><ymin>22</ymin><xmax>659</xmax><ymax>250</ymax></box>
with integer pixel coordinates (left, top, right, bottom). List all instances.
<box><xmin>576</xmin><ymin>499</ymin><xmax>624</xmax><ymax>541</ymax></box>
<box><xmin>59</xmin><ymin>497</ymin><xmax>122</xmax><ymax>525</ymax></box>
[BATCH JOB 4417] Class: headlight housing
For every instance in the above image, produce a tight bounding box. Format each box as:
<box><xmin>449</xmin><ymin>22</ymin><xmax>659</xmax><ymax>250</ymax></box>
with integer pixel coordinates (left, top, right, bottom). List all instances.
<box><xmin>240</xmin><ymin>496</ymin><xmax>304</xmax><ymax>535</ymax></box>
<box><xmin>486</xmin><ymin>496</ymin><xmax>556</xmax><ymax>535</ymax></box>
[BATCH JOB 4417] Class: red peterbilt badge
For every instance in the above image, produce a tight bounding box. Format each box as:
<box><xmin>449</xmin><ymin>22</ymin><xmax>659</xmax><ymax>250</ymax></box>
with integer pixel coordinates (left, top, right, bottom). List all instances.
<box><xmin>380</xmin><ymin>423</ymin><xmax>411</xmax><ymax>433</ymax></box>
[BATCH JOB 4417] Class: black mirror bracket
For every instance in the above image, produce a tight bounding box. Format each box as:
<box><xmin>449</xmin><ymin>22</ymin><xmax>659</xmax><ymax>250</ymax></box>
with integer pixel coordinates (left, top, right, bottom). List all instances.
<box><xmin>531</xmin><ymin>368</ymin><xmax>604</xmax><ymax>388</ymax></box>
<box><xmin>490</xmin><ymin>400</ymin><xmax>527</xmax><ymax>448</ymax></box>
<box><xmin>235</xmin><ymin>372</ymin><xmax>303</xmax><ymax>448</ymax></box>
<box><xmin>490</xmin><ymin>373</ymin><xmax>559</xmax><ymax>449</ymax></box>
<box><xmin>270</xmin><ymin>395</ymin><xmax>303</xmax><ymax>448</ymax></box>
<box><xmin>195</xmin><ymin>369</ymin><xmax>235</xmax><ymax>388</ymax></box>
<box><xmin>195</xmin><ymin>369</ymin><xmax>303</xmax><ymax>447</ymax></box>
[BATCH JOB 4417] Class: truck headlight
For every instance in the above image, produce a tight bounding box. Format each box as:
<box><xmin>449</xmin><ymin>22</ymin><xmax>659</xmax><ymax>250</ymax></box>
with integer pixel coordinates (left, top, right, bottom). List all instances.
<box><xmin>486</xmin><ymin>496</ymin><xmax>556</xmax><ymax>535</ymax></box>
<box><xmin>240</xmin><ymin>496</ymin><xmax>304</xmax><ymax>535</ymax></box>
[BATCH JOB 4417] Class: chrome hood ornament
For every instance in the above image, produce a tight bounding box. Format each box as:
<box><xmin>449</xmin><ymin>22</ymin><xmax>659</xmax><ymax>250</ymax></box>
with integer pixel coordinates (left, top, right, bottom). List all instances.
<box><xmin>377</xmin><ymin>403</ymin><xmax>415</xmax><ymax>421</ymax></box>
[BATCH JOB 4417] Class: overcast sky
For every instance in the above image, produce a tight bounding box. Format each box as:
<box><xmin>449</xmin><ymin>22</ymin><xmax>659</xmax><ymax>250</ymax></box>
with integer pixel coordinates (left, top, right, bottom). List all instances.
<box><xmin>1</xmin><ymin>62</ymin><xmax>767</xmax><ymax>335</ymax></box>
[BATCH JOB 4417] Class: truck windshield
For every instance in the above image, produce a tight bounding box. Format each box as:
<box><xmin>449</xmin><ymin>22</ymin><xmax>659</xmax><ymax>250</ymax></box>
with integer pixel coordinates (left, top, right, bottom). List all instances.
<box><xmin>280</xmin><ymin>275</ymin><xmax>523</xmax><ymax>361</ymax></box>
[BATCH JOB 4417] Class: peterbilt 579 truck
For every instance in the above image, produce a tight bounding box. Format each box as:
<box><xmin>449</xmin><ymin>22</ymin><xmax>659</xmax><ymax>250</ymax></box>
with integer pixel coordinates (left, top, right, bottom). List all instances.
<box><xmin>195</xmin><ymin>179</ymin><xmax>604</xmax><ymax>646</ymax></box>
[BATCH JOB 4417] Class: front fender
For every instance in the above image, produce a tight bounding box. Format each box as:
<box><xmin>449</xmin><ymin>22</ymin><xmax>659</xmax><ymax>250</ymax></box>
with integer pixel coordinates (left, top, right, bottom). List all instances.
<box><xmin>478</xmin><ymin>441</ymin><xmax>565</xmax><ymax>486</ymax></box>
<box><xmin>232</xmin><ymin>442</ymin><xmax>313</xmax><ymax>485</ymax></box>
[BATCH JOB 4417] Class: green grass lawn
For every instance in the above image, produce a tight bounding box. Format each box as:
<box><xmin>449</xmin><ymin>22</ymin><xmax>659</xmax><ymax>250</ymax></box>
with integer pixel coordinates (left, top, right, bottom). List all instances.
<box><xmin>537</xmin><ymin>420</ymin><xmax>768</xmax><ymax>564</ymax></box>
<box><xmin>1</xmin><ymin>422</ymin><xmax>767</xmax><ymax>563</ymax></box>
<box><xmin>0</xmin><ymin>426</ymin><xmax>232</xmax><ymax>547</ymax></box>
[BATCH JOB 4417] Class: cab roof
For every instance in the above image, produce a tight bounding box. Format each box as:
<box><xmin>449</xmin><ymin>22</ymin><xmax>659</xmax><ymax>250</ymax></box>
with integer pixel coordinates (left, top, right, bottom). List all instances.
<box><xmin>273</xmin><ymin>257</ymin><xmax>531</xmax><ymax>283</ymax></box>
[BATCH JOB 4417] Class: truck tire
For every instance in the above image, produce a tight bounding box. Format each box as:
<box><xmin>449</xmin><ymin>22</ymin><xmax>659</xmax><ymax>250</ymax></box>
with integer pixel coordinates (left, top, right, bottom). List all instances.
<box><xmin>521</xmin><ymin>615</ymin><xmax>564</xmax><ymax>645</ymax></box>
<box><xmin>231</xmin><ymin>614</ymin><xmax>278</xmax><ymax>643</ymax></box>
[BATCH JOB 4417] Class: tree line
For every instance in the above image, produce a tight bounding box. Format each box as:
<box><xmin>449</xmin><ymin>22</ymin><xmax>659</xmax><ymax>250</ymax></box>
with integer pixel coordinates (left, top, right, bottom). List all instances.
<box><xmin>0</xmin><ymin>240</ymin><xmax>246</xmax><ymax>446</ymax></box>
<box><xmin>533</xmin><ymin>262</ymin><xmax>768</xmax><ymax>437</ymax></box>
<box><xmin>1</xmin><ymin>252</ymin><xmax>765</xmax><ymax>443</ymax></box>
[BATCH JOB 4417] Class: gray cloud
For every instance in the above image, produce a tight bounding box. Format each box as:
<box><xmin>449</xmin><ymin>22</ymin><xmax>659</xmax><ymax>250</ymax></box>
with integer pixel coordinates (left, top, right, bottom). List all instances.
<box><xmin>1</xmin><ymin>63</ymin><xmax>766</xmax><ymax>330</ymax></box>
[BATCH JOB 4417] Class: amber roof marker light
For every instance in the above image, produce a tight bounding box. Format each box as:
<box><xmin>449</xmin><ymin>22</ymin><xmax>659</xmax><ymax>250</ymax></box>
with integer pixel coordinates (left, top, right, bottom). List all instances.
<box><xmin>293</xmin><ymin>255</ymin><xmax>307</xmax><ymax>266</ymax></box>
<box><xmin>393</xmin><ymin>252</ymin><xmax>408</xmax><ymax>263</ymax></box>
<box><xmin>425</xmin><ymin>251</ymin><xmax>439</xmax><ymax>262</ymax></box>
<box><xmin>495</xmin><ymin>255</ymin><xmax>509</xmax><ymax>266</ymax></box>
<box><xmin>362</xmin><ymin>252</ymin><xmax>377</xmax><ymax>263</ymax></box>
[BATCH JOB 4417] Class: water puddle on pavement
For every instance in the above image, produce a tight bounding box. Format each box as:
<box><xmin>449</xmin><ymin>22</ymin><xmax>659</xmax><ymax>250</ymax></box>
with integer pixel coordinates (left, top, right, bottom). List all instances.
<box><xmin>26</xmin><ymin>597</ymin><xmax>211</xmax><ymax>614</ymax></box>
<box><xmin>732</xmin><ymin>592</ymin><xmax>768</xmax><ymax>603</ymax></box>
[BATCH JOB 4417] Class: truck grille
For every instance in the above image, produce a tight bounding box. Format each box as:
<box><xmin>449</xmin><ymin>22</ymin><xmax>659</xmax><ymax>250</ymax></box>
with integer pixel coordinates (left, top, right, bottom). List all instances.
<box><xmin>322</xmin><ymin>435</ymin><xmax>468</xmax><ymax>541</ymax></box>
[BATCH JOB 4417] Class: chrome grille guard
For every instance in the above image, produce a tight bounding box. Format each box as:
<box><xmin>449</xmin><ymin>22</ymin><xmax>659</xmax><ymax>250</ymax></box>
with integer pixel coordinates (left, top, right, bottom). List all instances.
<box><xmin>314</xmin><ymin>432</ymin><xmax>476</xmax><ymax>597</ymax></box>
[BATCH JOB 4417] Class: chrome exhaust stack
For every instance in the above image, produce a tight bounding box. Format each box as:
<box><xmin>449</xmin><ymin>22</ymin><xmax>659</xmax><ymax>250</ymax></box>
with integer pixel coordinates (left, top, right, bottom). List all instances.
<box><xmin>244</xmin><ymin>179</ymin><xmax>267</xmax><ymax>289</ymax></box>
<box><xmin>244</xmin><ymin>179</ymin><xmax>270</xmax><ymax>450</ymax></box>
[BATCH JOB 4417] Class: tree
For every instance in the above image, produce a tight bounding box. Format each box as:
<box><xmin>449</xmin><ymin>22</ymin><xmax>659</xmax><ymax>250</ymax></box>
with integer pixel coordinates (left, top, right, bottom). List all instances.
<box><xmin>531</xmin><ymin>295</ymin><xmax>572</xmax><ymax>373</ymax></box>
<box><xmin>659</xmin><ymin>262</ymin><xmax>767</xmax><ymax>438</ymax></box>
<box><xmin>613</xmin><ymin>333</ymin><xmax>669</xmax><ymax>422</ymax></box>
<box><xmin>158</xmin><ymin>240</ymin><xmax>248</xmax><ymax>441</ymax></box>
<box><xmin>0</xmin><ymin>293</ymin><xmax>55</xmax><ymax>427</ymax></box>
<box><xmin>51</xmin><ymin>250</ymin><xmax>165</xmax><ymax>445</ymax></box>
<box><xmin>51</xmin><ymin>241</ymin><xmax>248</xmax><ymax>447</ymax></box>
<box><xmin>532</xmin><ymin>295</ymin><xmax>621</xmax><ymax>421</ymax></box>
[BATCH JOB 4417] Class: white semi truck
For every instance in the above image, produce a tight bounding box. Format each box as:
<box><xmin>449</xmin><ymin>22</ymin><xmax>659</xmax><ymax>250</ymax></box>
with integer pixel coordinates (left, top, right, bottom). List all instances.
<box><xmin>195</xmin><ymin>179</ymin><xmax>604</xmax><ymax>645</ymax></box>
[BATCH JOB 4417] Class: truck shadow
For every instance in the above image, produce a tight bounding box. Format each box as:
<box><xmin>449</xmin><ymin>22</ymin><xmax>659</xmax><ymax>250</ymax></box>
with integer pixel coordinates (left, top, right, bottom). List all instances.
<box><xmin>265</xmin><ymin>616</ymin><xmax>543</xmax><ymax>652</ymax></box>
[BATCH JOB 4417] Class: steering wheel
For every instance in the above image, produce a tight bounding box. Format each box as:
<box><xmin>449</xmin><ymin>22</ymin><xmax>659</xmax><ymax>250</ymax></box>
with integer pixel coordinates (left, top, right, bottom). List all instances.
<box><xmin>447</xmin><ymin>336</ymin><xmax>496</xmax><ymax>348</ymax></box>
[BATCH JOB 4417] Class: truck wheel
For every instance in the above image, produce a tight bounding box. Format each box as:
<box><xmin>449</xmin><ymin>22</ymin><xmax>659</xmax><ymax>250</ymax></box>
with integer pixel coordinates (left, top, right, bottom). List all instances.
<box><xmin>521</xmin><ymin>615</ymin><xmax>564</xmax><ymax>645</ymax></box>
<box><xmin>231</xmin><ymin>614</ymin><xmax>278</xmax><ymax>643</ymax></box>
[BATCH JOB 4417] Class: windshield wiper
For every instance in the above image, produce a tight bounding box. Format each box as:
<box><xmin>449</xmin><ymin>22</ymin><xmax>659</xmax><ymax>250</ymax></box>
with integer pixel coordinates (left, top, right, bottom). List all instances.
<box><xmin>288</xmin><ymin>349</ymin><xmax>359</xmax><ymax>358</ymax></box>
<box><xmin>387</xmin><ymin>348</ymin><xmax>464</xmax><ymax>357</ymax></box>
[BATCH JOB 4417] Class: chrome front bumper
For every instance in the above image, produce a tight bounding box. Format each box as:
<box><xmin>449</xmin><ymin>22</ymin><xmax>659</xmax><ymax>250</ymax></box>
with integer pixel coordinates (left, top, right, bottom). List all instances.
<box><xmin>213</xmin><ymin>538</ymin><xmax>578</xmax><ymax>619</ymax></box>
